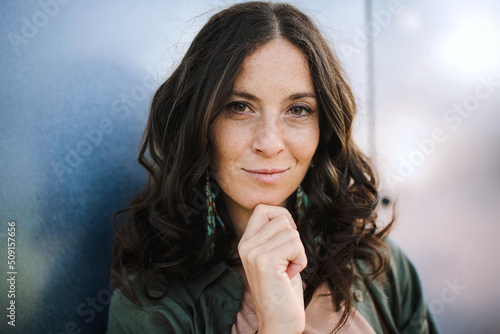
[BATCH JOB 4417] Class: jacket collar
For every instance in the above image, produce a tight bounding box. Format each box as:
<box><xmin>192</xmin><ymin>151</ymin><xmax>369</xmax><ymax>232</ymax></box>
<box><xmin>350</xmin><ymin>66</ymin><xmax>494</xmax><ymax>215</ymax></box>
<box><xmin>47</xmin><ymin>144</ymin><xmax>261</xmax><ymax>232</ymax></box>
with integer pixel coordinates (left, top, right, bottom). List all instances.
<box><xmin>187</xmin><ymin>261</ymin><xmax>240</xmax><ymax>300</ymax></box>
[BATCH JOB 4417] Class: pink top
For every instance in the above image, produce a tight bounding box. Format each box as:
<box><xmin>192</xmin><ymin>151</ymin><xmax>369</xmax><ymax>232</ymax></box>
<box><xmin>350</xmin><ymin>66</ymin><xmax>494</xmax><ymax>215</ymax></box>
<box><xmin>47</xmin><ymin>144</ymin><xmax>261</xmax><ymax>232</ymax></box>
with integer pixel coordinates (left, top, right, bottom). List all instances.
<box><xmin>231</xmin><ymin>266</ymin><xmax>376</xmax><ymax>333</ymax></box>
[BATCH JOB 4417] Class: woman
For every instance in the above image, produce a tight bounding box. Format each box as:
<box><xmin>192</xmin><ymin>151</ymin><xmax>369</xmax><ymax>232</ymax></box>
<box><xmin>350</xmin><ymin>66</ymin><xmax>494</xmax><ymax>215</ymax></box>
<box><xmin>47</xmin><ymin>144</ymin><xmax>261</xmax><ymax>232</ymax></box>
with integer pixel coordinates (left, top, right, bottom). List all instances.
<box><xmin>108</xmin><ymin>2</ymin><xmax>439</xmax><ymax>333</ymax></box>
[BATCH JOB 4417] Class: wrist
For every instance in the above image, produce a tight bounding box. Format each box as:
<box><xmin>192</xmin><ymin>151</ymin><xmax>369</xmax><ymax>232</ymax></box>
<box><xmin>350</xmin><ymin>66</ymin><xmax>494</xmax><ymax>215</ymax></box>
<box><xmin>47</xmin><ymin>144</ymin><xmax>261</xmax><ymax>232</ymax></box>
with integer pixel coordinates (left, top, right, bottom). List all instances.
<box><xmin>258</xmin><ymin>321</ymin><xmax>304</xmax><ymax>334</ymax></box>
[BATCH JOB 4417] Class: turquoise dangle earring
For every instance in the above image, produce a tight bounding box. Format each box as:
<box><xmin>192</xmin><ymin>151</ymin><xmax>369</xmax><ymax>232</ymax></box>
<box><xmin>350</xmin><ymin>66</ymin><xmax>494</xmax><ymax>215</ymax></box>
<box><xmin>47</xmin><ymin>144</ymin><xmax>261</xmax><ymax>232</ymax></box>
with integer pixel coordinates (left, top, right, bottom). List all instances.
<box><xmin>206</xmin><ymin>170</ymin><xmax>225</xmax><ymax>239</ymax></box>
<box><xmin>295</xmin><ymin>185</ymin><xmax>309</xmax><ymax>220</ymax></box>
<box><xmin>297</xmin><ymin>185</ymin><xmax>322</xmax><ymax>245</ymax></box>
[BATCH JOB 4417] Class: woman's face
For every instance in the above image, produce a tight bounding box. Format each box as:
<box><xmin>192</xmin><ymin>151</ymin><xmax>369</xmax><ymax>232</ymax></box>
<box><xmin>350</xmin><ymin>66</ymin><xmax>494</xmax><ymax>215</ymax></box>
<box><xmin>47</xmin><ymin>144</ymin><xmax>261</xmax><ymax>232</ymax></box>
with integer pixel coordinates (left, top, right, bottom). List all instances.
<box><xmin>210</xmin><ymin>39</ymin><xmax>320</xmax><ymax>215</ymax></box>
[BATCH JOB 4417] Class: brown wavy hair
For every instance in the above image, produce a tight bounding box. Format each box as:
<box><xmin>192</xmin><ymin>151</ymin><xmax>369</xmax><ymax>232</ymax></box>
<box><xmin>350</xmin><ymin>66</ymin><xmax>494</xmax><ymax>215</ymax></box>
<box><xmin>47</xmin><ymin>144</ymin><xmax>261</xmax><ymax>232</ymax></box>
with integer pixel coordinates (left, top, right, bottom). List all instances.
<box><xmin>111</xmin><ymin>1</ymin><xmax>394</xmax><ymax>332</ymax></box>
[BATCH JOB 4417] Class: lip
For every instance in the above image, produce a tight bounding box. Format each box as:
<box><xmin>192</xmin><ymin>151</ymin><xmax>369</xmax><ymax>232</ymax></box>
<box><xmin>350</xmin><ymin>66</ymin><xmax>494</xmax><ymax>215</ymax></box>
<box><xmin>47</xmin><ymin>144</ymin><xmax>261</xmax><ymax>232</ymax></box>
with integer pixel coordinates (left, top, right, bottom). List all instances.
<box><xmin>243</xmin><ymin>168</ymin><xmax>288</xmax><ymax>183</ymax></box>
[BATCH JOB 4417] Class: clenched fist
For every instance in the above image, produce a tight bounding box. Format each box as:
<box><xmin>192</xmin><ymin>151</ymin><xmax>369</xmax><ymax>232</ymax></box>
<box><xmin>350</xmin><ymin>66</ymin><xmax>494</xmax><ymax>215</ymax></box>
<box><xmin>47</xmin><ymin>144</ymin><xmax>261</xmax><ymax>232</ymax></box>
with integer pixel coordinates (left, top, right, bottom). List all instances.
<box><xmin>238</xmin><ymin>204</ymin><xmax>307</xmax><ymax>333</ymax></box>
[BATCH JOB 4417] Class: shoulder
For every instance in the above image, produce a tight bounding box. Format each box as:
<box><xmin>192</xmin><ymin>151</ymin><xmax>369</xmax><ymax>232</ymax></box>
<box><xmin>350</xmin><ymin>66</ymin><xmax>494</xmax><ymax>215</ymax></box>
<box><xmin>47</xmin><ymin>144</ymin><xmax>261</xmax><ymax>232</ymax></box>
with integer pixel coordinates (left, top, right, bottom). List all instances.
<box><xmin>107</xmin><ymin>262</ymin><xmax>244</xmax><ymax>334</ymax></box>
<box><xmin>383</xmin><ymin>239</ymin><xmax>424</xmax><ymax>305</ymax></box>
<box><xmin>366</xmin><ymin>238</ymin><xmax>440</xmax><ymax>333</ymax></box>
<box><xmin>107</xmin><ymin>273</ymin><xmax>197</xmax><ymax>333</ymax></box>
<box><xmin>355</xmin><ymin>238</ymin><xmax>419</xmax><ymax>308</ymax></box>
<box><xmin>385</xmin><ymin>238</ymin><xmax>417</xmax><ymax>288</ymax></box>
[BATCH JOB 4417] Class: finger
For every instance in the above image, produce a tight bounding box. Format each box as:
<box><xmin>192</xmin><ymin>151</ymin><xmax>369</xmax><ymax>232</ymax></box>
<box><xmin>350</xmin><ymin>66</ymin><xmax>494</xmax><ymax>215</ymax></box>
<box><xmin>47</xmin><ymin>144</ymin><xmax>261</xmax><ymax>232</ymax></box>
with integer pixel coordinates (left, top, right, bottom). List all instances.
<box><xmin>244</xmin><ymin>228</ymin><xmax>307</xmax><ymax>278</ymax></box>
<box><xmin>239</xmin><ymin>215</ymin><xmax>296</xmax><ymax>261</ymax></box>
<box><xmin>239</xmin><ymin>220</ymin><xmax>291</xmax><ymax>272</ymax></box>
<box><xmin>286</xmin><ymin>262</ymin><xmax>305</xmax><ymax>280</ymax></box>
<box><xmin>267</xmin><ymin>232</ymin><xmax>307</xmax><ymax>279</ymax></box>
<box><xmin>240</xmin><ymin>204</ymin><xmax>295</xmax><ymax>244</ymax></box>
<box><xmin>264</xmin><ymin>206</ymin><xmax>295</xmax><ymax>229</ymax></box>
<box><xmin>243</xmin><ymin>215</ymin><xmax>291</xmax><ymax>249</ymax></box>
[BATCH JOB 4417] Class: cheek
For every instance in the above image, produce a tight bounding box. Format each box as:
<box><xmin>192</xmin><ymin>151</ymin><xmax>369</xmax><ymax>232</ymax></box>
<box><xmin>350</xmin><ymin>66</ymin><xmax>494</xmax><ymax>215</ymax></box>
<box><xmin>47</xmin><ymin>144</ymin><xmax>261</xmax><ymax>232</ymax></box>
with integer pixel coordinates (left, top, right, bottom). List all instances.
<box><xmin>210</xmin><ymin>120</ymin><xmax>248</xmax><ymax>172</ymax></box>
<box><xmin>287</xmin><ymin>125</ymin><xmax>320</xmax><ymax>163</ymax></box>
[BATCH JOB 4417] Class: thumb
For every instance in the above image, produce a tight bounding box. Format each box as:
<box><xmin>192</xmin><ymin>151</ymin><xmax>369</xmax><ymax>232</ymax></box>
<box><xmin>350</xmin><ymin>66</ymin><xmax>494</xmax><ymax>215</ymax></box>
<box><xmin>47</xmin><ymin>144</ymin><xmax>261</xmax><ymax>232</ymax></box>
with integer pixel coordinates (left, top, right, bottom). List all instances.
<box><xmin>286</xmin><ymin>262</ymin><xmax>304</xmax><ymax>279</ymax></box>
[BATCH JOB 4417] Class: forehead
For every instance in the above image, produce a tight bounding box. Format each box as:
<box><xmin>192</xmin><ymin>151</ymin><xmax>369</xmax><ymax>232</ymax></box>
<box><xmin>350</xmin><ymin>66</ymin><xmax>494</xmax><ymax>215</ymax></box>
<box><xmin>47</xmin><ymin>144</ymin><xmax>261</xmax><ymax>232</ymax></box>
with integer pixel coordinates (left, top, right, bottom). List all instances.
<box><xmin>234</xmin><ymin>39</ymin><xmax>313</xmax><ymax>93</ymax></box>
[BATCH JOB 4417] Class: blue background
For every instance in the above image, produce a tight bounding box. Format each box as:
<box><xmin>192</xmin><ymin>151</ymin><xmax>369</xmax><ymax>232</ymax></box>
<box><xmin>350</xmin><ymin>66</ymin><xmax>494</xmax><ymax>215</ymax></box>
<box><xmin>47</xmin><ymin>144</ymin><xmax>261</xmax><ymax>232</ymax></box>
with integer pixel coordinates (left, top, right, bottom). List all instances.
<box><xmin>1</xmin><ymin>0</ymin><xmax>499</xmax><ymax>333</ymax></box>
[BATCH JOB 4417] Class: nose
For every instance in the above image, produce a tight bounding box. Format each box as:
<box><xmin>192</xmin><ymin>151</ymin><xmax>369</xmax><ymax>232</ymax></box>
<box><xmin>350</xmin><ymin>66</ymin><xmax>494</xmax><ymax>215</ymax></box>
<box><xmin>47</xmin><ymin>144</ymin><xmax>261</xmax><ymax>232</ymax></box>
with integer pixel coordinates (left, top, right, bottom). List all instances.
<box><xmin>251</xmin><ymin>116</ymin><xmax>285</xmax><ymax>157</ymax></box>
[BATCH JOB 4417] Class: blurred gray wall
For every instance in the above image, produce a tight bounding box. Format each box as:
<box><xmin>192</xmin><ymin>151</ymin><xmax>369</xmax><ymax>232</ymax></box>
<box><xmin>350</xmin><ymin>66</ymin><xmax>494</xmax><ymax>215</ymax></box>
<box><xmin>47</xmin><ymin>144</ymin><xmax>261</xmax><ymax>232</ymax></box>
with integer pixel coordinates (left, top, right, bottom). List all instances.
<box><xmin>1</xmin><ymin>0</ymin><xmax>499</xmax><ymax>333</ymax></box>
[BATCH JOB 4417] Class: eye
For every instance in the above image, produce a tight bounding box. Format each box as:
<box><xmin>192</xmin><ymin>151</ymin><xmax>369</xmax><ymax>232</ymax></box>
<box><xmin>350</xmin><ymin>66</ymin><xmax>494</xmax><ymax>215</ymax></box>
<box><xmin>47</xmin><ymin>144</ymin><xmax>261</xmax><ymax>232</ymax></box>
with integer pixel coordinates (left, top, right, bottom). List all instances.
<box><xmin>228</xmin><ymin>102</ymin><xmax>250</xmax><ymax>113</ymax></box>
<box><xmin>289</xmin><ymin>106</ymin><xmax>311</xmax><ymax>116</ymax></box>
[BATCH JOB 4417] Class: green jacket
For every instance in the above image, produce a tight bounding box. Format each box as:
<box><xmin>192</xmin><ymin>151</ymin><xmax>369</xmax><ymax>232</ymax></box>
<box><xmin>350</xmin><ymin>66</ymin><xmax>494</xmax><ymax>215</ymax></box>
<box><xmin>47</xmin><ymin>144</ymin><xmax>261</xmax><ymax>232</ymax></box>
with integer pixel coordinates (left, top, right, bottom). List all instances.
<box><xmin>107</xmin><ymin>239</ymin><xmax>440</xmax><ymax>333</ymax></box>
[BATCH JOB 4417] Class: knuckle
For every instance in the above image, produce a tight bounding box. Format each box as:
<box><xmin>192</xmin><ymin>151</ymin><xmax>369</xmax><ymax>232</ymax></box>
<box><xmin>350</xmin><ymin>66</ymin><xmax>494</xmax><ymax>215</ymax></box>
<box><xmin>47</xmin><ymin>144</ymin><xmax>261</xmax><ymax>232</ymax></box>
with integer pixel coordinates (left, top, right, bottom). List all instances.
<box><xmin>246</xmin><ymin>248</ymin><xmax>259</xmax><ymax>263</ymax></box>
<box><xmin>255</xmin><ymin>252</ymin><xmax>270</xmax><ymax>268</ymax></box>
<box><xmin>297</xmin><ymin>239</ymin><xmax>306</xmax><ymax>253</ymax></box>
<box><xmin>285</xmin><ymin>227</ymin><xmax>300</xmax><ymax>239</ymax></box>
<box><xmin>275</xmin><ymin>216</ymin><xmax>290</xmax><ymax>228</ymax></box>
<box><xmin>254</xmin><ymin>203</ymin><xmax>268</xmax><ymax>212</ymax></box>
<box><xmin>238</xmin><ymin>240</ymin><xmax>250</xmax><ymax>256</ymax></box>
<box><xmin>298</xmin><ymin>260</ymin><xmax>307</xmax><ymax>271</ymax></box>
<box><xmin>279</xmin><ymin>206</ymin><xmax>292</xmax><ymax>216</ymax></box>
<box><xmin>290</xmin><ymin>232</ymin><xmax>305</xmax><ymax>253</ymax></box>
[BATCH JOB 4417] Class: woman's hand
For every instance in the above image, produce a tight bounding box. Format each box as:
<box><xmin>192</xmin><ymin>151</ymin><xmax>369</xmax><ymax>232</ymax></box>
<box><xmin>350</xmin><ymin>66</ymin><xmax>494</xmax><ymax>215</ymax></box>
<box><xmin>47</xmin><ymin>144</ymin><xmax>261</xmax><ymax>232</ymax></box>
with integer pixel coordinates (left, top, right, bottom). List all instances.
<box><xmin>238</xmin><ymin>204</ymin><xmax>307</xmax><ymax>334</ymax></box>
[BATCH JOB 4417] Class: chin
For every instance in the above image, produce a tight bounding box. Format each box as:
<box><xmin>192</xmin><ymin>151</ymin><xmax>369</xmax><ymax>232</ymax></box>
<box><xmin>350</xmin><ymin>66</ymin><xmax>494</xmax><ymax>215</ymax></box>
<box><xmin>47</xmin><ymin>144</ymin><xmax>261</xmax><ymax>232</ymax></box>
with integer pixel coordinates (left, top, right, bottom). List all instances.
<box><xmin>245</xmin><ymin>192</ymin><xmax>290</xmax><ymax>210</ymax></box>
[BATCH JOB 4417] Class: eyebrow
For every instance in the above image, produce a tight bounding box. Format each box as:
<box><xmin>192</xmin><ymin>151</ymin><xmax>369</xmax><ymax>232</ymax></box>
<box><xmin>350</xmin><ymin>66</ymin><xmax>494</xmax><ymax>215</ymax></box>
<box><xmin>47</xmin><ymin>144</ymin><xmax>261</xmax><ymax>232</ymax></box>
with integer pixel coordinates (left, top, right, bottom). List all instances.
<box><xmin>231</xmin><ymin>90</ymin><xmax>316</xmax><ymax>103</ymax></box>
